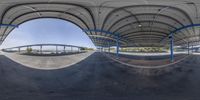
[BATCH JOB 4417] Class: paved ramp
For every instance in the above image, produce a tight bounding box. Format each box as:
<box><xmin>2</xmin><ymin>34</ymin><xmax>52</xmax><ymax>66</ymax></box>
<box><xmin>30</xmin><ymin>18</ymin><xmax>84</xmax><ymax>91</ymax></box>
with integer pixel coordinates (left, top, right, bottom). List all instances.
<box><xmin>0</xmin><ymin>52</ymin><xmax>200</xmax><ymax>100</ymax></box>
<box><xmin>2</xmin><ymin>51</ymin><xmax>94</xmax><ymax>70</ymax></box>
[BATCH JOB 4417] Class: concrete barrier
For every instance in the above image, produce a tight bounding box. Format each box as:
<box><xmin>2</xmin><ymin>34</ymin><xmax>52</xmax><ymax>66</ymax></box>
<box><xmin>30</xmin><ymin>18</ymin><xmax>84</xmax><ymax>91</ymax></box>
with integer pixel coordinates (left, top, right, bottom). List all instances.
<box><xmin>104</xmin><ymin>53</ymin><xmax>190</xmax><ymax>76</ymax></box>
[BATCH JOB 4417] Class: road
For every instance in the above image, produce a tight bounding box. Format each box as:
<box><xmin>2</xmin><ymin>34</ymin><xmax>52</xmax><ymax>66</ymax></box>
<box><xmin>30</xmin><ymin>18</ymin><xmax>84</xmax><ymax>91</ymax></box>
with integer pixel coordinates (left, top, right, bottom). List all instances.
<box><xmin>0</xmin><ymin>52</ymin><xmax>200</xmax><ymax>100</ymax></box>
<box><xmin>2</xmin><ymin>51</ymin><xmax>94</xmax><ymax>70</ymax></box>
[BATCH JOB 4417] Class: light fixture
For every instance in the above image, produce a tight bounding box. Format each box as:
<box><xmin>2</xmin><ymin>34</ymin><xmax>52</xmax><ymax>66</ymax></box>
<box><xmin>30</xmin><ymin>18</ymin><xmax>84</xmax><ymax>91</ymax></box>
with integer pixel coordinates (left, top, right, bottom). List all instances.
<box><xmin>138</xmin><ymin>24</ymin><xmax>142</xmax><ymax>27</ymax></box>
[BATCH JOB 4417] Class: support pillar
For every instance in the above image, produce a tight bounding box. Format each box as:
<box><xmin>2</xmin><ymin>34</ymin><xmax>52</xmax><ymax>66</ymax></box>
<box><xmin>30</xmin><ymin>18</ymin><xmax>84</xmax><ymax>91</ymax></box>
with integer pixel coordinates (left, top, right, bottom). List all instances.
<box><xmin>79</xmin><ymin>47</ymin><xmax>81</xmax><ymax>52</ymax></box>
<box><xmin>64</xmin><ymin>46</ymin><xmax>66</xmax><ymax>53</ymax></box>
<box><xmin>71</xmin><ymin>46</ymin><xmax>73</xmax><ymax>52</ymax></box>
<box><xmin>188</xmin><ymin>42</ymin><xmax>190</xmax><ymax>55</ymax></box>
<box><xmin>192</xmin><ymin>45</ymin><xmax>193</xmax><ymax>53</ymax></box>
<box><xmin>169</xmin><ymin>33</ymin><xmax>174</xmax><ymax>62</ymax></box>
<box><xmin>40</xmin><ymin>45</ymin><xmax>42</xmax><ymax>54</ymax></box>
<box><xmin>56</xmin><ymin>46</ymin><xmax>58</xmax><ymax>54</ymax></box>
<box><xmin>27</xmin><ymin>46</ymin><xmax>30</xmax><ymax>53</ymax></box>
<box><xmin>116</xmin><ymin>35</ymin><xmax>119</xmax><ymax>58</ymax></box>
<box><xmin>18</xmin><ymin>48</ymin><xmax>21</xmax><ymax>53</ymax></box>
<box><xmin>107</xmin><ymin>41</ymin><xmax>110</xmax><ymax>53</ymax></box>
<box><xmin>108</xmin><ymin>43</ymin><xmax>110</xmax><ymax>53</ymax></box>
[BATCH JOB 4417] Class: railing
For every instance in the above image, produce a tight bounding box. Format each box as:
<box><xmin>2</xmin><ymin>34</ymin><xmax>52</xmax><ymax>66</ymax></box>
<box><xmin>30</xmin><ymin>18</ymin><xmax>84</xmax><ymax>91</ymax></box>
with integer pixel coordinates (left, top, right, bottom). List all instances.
<box><xmin>2</xmin><ymin>44</ymin><xmax>86</xmax><ymax>55</ymax></box>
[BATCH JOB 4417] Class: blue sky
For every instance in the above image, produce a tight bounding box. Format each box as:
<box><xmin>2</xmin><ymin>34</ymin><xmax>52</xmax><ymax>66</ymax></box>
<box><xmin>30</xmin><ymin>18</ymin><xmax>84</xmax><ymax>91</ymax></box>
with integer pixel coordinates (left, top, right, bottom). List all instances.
<box><xmin>0</xmin><ymin>18</ymin><xmax>95</xmax><ymax>49</ymax></box>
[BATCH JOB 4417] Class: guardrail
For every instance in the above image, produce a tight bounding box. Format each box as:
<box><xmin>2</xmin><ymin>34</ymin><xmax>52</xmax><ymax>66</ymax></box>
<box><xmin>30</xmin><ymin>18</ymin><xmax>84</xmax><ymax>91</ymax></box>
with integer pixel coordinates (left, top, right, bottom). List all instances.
<box><xmin>2</xmin><ymin>44</ymin><xmax>86</xmax><ymax>55</ymax></box>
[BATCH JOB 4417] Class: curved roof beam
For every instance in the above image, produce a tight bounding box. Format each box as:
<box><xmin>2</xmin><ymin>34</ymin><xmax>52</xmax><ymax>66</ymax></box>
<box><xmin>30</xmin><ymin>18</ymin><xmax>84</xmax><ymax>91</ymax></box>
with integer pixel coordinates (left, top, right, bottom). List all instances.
<box><xmin>0</xmin><ymin>2</ymin><xmax>97</xmax><ymax>43</ymax></box>
<box><xmin>127</xmin><ymin>36</ymin><xmax>165</xmax><ymax>40</ymax></box>
<box><xmin>113</xmin><ymin>20</ymin><xmax>177</xmax><ymax>34</ymax></box>
<box><xmin>121</xmin><ymin>31</ymin><xmax>168</xmax><ymax>38</ymax></box>
<box><xmin>119</xmin><ymin>26</ymin><xmax>171</xmax><ymax>35</ymax></box>
<box><xmin>174</xmin><ymin>34</ymin><xmax>200</xmax><ymax>44</ymax></box>
<box><xmin>0</xmin><ymin>11</ymin><xmax>91</xmax><ymax>42</ymax></box>
<box><xmin>111</xmin><ymin>20</ymin><xmax>185</xmax><ymax>44</ymax></box>
<box><xmin>0</xmin><ymin>2</ymin><xmax>96</xmax><ymax>29</ymax></box>
<box><xmin>88</xmin><ymin>34</ymin><xmax>126</xmax><ymax>44</ymax></box>
<box><xmin>107</xmin><ymin>13</ymin><xmax>185</xmax><ymax>32</ymax></box>
<box><xmin>130</xmin><ymin>37</ymin><xmax>162</xmax><ymax>40</ymax></box>
<box><xmin>120</xmin><ymin>25</ymin><xmax>171</xmax><ymax>34</ymax></box>
<box><xmin>160</xmin><ymin>24</ymin><xmax>200</xmax><ymax>44</ymax></box>
<box><xmin>102</xmin><ymin>5</ymin><xmax>193</xmax><ymax>31</ymax></box>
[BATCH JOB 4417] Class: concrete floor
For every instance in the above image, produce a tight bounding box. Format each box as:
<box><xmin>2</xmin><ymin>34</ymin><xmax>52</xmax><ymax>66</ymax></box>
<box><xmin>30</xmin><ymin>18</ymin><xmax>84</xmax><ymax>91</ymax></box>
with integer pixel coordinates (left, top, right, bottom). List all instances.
<box><xmin>0</xmin><ymin>52</ymin><xmax>200</xmax><ymax>100</ymax></box>
<box><xmin>107</xmin><ymin>53</ymin><xmax>187</xmax><ymax>66</ymax></box>
<box><xmin>2</xmin><ymin>51</ymin><xmax>94</xmax><ymax>70</ymax></box>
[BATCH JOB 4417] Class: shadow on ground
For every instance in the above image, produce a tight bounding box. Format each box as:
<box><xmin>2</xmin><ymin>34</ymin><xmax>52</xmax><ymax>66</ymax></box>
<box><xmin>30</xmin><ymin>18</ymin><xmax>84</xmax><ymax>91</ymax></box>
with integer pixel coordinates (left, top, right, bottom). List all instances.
<box><xmin>0</xmin><ymin>52</ymin><xmax>200</xmax><ymax>100</ymax></box>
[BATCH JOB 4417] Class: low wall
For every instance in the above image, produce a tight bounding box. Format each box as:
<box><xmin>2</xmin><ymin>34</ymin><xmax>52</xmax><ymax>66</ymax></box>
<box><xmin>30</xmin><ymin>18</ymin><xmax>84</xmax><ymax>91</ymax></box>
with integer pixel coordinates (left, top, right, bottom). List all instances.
<box><xmin>20</xmin><ymin>51</ymin><xmax>86</xmax><ymax>56</ymax></box>
<box><xmin>104</xmin><ymin>53</ymin><xmax>190</xmax><ymax>76</ymax></box>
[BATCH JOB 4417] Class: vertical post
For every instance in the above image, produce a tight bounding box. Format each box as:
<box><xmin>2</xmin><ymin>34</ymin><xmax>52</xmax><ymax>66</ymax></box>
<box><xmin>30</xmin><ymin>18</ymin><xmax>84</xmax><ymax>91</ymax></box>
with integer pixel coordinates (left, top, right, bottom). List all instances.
<box><xmin>192</xmin><ymin>45</ymin><xmax>193</xmax><ymax>53</ymax></box>
<box><xmin>79</xmin><ymin>47</ymin><xmax>81</xmax><ymax>52</ymax></box>
<box><xmin>27</xmin><ymin>46</ymin><xmax>29</xmax><ymax>53</ymax></box>
<box><xmin>64</xmin><ymin>46</ymin><xmax>66</xmax><ymax>53</ymax></box>
<box><xmin>108</xmin><ymin>42</ymin><xmax>110</xmax><ymax>53</ymax></box>
<box><xmin>169</xmin><ymin>33</ymin><xmax>174</xmax><ymax>62</ymax></box>
<box><xmin>18</xmin><ymin>47</ymin><xmax>21</xmax><ymax>53</ymax></box>
<box><xmin>188</xmin><ymin>42</ymin><xmax>190</xmax><ymax>55</ymax></box>
<box><xmin>56</xmin><ymin>46</ymin><xmax>58</xmax><ymax>54</ymax></box>
<box><xmin>40</xmin><ymin>45</ymin><xmax>42</xmax><ymax>54</ymax></box>
<box><xmin>30</xmin><ymin>46</ymin><xmax>32</xmax><ymax>52</ymax></box>
<box><xmin>71</xmin><ymin>46</ymin><xmax>73</xmax><ymax>52</ymax></box>
<box><xmin>116</xmin><ymin>35</ymin><xmax>119</xmax><ymax>58</ymax></box>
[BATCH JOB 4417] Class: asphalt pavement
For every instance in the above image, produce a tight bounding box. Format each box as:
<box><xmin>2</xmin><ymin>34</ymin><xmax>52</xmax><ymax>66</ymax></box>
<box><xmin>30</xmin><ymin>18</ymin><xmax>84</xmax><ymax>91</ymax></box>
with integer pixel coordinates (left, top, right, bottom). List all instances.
<box><xmin>0</xmin><ymin>52</ymin><xmax>200</xmax><ymax>100</ymax></box>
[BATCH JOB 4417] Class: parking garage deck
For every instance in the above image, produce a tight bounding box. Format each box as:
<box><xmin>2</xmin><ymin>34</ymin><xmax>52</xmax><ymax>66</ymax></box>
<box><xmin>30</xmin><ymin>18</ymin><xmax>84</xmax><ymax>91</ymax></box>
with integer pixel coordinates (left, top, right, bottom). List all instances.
<box><xmin>0</xmin><ymin>52</ymin><xmax>199</xmax><ymax>100</ymax></box>
<box><xmin>106</xmin><ymin>53</ymin><xmax>188</xmax><ymax>66</ymax></box>
<box><xmin>2</xmin><ymin>51</ymin><xmax>94</xmax><ymax>70</ymax></box>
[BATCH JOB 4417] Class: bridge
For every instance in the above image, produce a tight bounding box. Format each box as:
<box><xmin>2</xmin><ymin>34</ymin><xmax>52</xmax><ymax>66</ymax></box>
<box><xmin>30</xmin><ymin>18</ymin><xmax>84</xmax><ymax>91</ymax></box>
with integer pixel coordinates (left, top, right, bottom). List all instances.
<box><xmin>2</xmin><ymin>44</ymin><xmax>85</xmax><ymax>54</ymax></box>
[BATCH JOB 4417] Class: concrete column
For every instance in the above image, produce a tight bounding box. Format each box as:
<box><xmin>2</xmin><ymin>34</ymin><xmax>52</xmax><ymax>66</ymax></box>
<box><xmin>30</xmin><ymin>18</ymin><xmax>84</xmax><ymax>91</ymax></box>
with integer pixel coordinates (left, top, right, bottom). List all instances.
<box><xmin>169</xmin><ymin>33</ymin><xmax>174</xmax><ymax>62</ymax></box>
<box><xmin>64</xmin><ymin>46</ymin><xmax>66</xmax><ymax>53</ymax></box>
<box><xmin>108</xmin><ymin>41</ymin><xmax>110</xmax><ymax>53</ymax></box>
<box><xmin>56</xmin><ymin>46</ymin><xmax>58</xmax><ymax>54</ymax></box>
<box><xmin>18</xmin><ymin>48</ymin><xmax>21</xmax><ymax>53</ymax></box>
<box><xmin>27</xmin><ymin>46</ymin><xmax>29</xmax><ymax>53</ymax></box>
<box><xmin>188</xmin><ymin>42</ymin><xmax>190</xmax><ymax>55</ymax></box>
<box><xmin>192</xmin><ymin>45</ymin><xmax>193</xmax><ymax>53</ymax></box>
<box><xmin>109</xmin><ymin>46</ymin><xmax>110</xmax><ymax>53</ymax></box>
<box><xmin>77</xmin><ymin>47</ymin><xmax>79</xmax><ymax>52</ymax></box>
<box><xmin>116</xmin><ymin>36</ymin><xmax>119</xmax><ymax>58</ymax></box>
<box><xmin>40</xmin><ymin>45</ymin><xmax>42</xmax><ymax>54</ymax></box>
<box><xmin>71</xmin><ymin>46</ymin><xmax>73</xmax><ymax>52</ymax></box>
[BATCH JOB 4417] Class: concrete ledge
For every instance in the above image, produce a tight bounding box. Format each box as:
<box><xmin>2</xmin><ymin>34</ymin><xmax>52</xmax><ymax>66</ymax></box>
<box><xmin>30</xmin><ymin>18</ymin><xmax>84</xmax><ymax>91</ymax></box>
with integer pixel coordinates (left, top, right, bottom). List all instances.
<box><xmin>2</xmin><ymin>51</ymin><xmax>94</xmax><ymax>70</ymax></box>
<box><xmin>21</xmin><ymin>51</ymin><xmax>86</xmax><ymax>56</ymax></box>
<box><xmin>104</xmin><ymin>53</ymin><xmax>190</xmax><ymax>76</ymax></box>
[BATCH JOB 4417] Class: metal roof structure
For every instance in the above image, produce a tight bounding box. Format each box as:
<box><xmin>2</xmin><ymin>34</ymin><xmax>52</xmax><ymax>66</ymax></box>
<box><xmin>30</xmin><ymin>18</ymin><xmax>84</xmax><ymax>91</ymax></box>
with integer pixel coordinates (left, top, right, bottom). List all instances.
<box><xmin>0</xmin><ymin>0</ymin><xmax>200</xmax><ymax>47</ymax></box>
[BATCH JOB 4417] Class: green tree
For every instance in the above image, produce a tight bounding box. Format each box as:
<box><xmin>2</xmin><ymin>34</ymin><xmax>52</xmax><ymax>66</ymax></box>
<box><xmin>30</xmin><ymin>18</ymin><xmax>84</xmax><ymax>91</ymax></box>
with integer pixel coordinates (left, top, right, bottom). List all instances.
<box><xmin>26</xmin><ymin>47</ymin><xmax>32</xmax><ymax>53</ymax></box>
